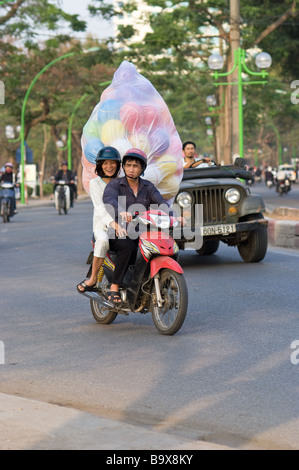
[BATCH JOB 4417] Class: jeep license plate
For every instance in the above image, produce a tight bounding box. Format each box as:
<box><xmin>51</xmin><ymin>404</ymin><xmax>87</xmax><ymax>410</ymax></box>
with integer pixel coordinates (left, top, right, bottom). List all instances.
<box><xmin>201</xmin><ymin>224</ymin><xmax>236</xmax><ymax>236</ymax></box>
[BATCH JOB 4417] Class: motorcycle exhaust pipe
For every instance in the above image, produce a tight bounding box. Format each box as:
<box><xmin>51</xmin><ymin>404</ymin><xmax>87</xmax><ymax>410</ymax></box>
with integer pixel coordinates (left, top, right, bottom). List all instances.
<box><xmin>80</xmin><ymin>290</ymin><xmax>130</xmax><ymax>314</ymax></box>
<box><xmin>81</xmin><ymin>290</ymin><xmax>113</xmax><ymax>307</ymax></box>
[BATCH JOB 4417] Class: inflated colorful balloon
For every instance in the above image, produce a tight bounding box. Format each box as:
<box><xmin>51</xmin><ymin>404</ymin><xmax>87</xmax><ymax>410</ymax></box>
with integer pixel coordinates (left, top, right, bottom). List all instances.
<box><xmin>97</xmin><ymin>99</ymin><xmax>120</xmax><ymax>124</ymax></box>
<box><xmin>81</xmin><ymin>60</ymin><xmax>183</xmax><ymax>199</ymax></box>
<box><xmin>110</xmin><ymin>137</ymin><xmax>132</xmax><ymax>157</ymax></box>
<box><xmin>83</xmin><ymin>120</ymin><xmax>102</xmax><ymax>140</ymax></box>
<box><xmin>149</xmin><ymin>128</ymin><xmax>170</xmax><ymax>157</ymax></box>
<box><xmin>84</xmin><ymin>138</ymin><xmax>104</xmax><ymax>165</ymax></box>
<box><xmin>101</xmin><ymin>119</ymin><xmax>126</xmax><ymax>145</ymax></box>
<box><xmin>120</xmin><ymin>102</ymin><xmax>143</xmax><ymax>133</ymax></box>
<box><xmin>128</xmin><ymin>131</ymin><xmax>151</xmax><ymax>156</ymax></box>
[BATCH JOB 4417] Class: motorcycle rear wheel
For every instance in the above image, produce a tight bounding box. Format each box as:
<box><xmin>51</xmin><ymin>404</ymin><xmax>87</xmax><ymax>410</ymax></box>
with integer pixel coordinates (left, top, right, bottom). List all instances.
<box><xmin>90</xmin><ymin>273</ymin><xmax>118</xmax><ymax>324</ymax></box>
<box><xmin>151</xmin><ymin>269</ymin><xmax>188</xmax><ymax>336</ymax></box>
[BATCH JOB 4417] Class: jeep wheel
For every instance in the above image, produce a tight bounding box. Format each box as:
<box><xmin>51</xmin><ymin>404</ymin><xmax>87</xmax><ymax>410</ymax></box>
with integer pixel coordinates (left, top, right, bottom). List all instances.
<box><xmin>196</xmin><ymin>240</ymin><xmax>220</xmax><ymax>256</ymax></box>
<box><xmin>237</xmin><ymin>214</ymin><xmax>268</xmax><ymax>263</ymax></box>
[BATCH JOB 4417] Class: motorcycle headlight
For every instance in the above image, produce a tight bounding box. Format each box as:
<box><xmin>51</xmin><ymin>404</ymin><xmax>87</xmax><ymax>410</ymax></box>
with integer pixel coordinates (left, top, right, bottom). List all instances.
<box><xmin>177</xmin><ymin>191</ymin><xmax>192</xmax><ymax>208</ymax></box>
<box><xmin>225</xmin><ymin>188</ymin><xmax>241</xmax><ymax>204</ymax></box>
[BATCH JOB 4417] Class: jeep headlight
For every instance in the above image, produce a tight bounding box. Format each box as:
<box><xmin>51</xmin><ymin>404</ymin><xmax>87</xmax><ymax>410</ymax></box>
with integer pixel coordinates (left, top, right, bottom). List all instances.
<box><xmin>225</xmin><ymin>188</ymin><xmax>241</xmax><ymax>204</ymax></box>
<box><xmin>177</xmin><ymin>191</ymin><xmax>192</xmax><ymax>208</ymax></box>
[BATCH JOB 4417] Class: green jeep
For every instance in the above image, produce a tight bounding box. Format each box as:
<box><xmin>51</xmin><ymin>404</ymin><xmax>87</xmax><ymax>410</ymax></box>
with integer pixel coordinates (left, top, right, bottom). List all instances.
<box><xmin>174</xmin><ymin>161</ymin><xmax>268</xmax><ymax>262</ymax></box>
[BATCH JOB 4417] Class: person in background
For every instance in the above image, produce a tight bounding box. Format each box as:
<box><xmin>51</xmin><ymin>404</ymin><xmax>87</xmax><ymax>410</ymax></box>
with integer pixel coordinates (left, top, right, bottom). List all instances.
<box><xmin>0</xmin><ymin>162</ymin><xmax>19</xmax><ymax>213</ymax></box>
<box><xmin>54</xmin><ymin>161</ymin><xmax>75</xmax><ymax>207</ymax></box>
<box><xmin>183</xmin><ymin>141</ymin><xmax>213</xmax><ymax>168</ymax></box>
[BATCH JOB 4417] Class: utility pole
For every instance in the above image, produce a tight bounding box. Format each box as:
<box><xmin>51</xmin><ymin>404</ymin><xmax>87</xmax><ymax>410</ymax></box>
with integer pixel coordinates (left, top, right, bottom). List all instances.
<box><xmin>230</xmin><ymin>0</ymin><xmax>241</xmax><ymax>162</ymax></box>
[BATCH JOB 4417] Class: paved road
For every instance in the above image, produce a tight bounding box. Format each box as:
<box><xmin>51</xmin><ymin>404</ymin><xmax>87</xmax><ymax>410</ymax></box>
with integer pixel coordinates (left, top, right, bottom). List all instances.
<box><xmin>1</xmin><ymin>198</ymin><xmax>299</xmax><ymax>449</ymax></box>
<box><xmin>250</xmin><ymin>181</ymin><xmax>299</xmax><ymax>211</ymax></box>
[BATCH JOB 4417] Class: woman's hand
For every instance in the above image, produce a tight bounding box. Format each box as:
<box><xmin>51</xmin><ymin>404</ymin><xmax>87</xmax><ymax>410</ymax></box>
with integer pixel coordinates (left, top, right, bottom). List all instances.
<box><xmin>110</xmin><ymin>221</ymin><xmax>127</xmax><ymax>238</ymax></box>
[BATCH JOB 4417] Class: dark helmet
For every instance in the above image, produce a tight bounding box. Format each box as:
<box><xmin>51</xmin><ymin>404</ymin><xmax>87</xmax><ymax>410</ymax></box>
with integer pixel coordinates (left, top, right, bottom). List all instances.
<box><xmin>95</xmin><ymin>146</ymin><xmax>121</xmax><ymax>178</ymax></box>
<box><xmin>96</xmin><ymin>146</ymin><xmax>121</xmax><ymax>163</ymax></box>
<box><xmin>122</xmin><ymin>148</ymin><xmax>147</xmax><ymax>170</ymax></box>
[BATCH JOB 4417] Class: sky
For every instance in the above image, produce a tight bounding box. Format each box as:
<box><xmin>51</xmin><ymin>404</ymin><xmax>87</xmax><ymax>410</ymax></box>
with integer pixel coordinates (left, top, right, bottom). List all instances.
<box><xmin>58</xmin><ymin>0</ymin><xmax>114</xmax><ymax>40</ymax></box>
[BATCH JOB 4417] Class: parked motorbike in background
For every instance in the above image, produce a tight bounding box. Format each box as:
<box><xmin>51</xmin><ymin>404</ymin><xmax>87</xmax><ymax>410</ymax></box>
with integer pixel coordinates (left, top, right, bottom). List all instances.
<box><xmin>54</xmin><ymin>180</ymin><xmax>71</xmax><ymax>215</ymax></box>
<box><xmin>0</xmin><ymin>182</ymin><xmax>16</xmax><ymax>223</ymax></box>
<box><xmin>82</xmin><ymin>210</ymin><xmax>188</xmax><ymax>336</ymax></box>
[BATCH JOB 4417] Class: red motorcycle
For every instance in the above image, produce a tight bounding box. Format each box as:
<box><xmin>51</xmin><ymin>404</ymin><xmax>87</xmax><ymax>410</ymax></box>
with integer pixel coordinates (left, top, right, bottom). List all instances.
<box><xmin>83</xmin><ymin>209</ymin><xmax>188</xmax><ymax>335</ymax></box>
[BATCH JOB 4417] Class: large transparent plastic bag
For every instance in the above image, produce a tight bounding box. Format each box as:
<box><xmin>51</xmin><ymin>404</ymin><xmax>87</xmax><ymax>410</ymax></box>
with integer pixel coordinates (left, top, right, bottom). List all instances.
<box><xmin>81</xmin><ymin>60</ymin><xmax>183</xmax><ymax>201</ymax></box>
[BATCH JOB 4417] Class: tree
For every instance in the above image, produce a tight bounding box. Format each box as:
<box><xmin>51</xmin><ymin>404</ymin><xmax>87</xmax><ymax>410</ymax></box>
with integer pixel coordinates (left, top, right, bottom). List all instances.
<box><xmin>88</xmin><ymin>0</ymin><xmax>299</xmax><ymax>164</ymax></box>
<box><xmin>0</xmin><ymin>0</ymin><xmax>86</xmax><ymax>41</ymax></box>
<box><xmin>0</xmin><ymin>2</ymin><xmax>116</xmax><ymax>188</ymax></box>
<box><xmin>1</xmin><ymin>38</ymin><xmax>116</xmax><ymax>188</ymax></box>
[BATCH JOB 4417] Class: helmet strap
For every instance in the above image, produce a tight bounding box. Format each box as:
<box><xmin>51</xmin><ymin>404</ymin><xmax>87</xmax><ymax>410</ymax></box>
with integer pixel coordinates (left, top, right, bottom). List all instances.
<box><xmin>124</xmin><ymin>170</ymin><xmax>140</xmax><ymax>181</ymax></box>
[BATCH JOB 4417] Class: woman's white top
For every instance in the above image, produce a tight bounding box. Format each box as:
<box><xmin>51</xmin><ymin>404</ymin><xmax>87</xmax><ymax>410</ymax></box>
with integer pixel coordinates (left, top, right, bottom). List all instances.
<box><xmin>89</xmin><ymin>176</ymin><xmax>114</xmax><ymax>232</ymax></box>
<box><xmin>89</xmin><ymin>177</ymin><xmax>114</xmax><ymax>258</ymax></box>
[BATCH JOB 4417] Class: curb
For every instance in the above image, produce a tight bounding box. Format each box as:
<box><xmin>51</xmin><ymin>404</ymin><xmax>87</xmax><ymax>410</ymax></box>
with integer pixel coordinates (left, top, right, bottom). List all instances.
<box><xmin>17</xmin><ymin>194</ymin><xmax>90</xmax><ymax>209</ymax></box>
<box><xmin>266</xmin><ymin>207</ymin><xmax>299</xmax><ymax>249</ymax></box>
<box><xmin>267</xmin><ymin>218</ymin><xmax>299</xmax><ymax>249</ymax></box>
<box><xmin>0</xmin><ymin>393</ymin><xmax>233</xmax><ymax>450</ymax></box>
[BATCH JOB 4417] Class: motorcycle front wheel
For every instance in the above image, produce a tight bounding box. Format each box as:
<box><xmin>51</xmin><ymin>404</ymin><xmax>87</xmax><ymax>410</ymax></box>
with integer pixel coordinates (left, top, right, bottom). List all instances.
<box><xmin>90</xmin><ymin>273</ymin><xmax>118</xmax><ymax>324</ymax></box>
<box><xmin>151</xmin><ymin>269</ymin><xmax>188</xmax><ymax>336</ymax></box>
<box><xmin>1</xmin><ymin>201</ymin><xmax>9</xmax><ymax>223</ymax></box>
<box><xmin>58</xmin><ymin>195</ymin><xmax>64</xmax><ymax>215</ymax></box>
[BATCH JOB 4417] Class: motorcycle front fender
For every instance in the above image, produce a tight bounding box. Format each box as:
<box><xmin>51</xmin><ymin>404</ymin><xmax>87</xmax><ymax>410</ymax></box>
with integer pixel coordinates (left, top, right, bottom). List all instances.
<box><xmin>150</xmin><ymin>256</ymin><xmax>184</xmax><ymax>278</ymax></box>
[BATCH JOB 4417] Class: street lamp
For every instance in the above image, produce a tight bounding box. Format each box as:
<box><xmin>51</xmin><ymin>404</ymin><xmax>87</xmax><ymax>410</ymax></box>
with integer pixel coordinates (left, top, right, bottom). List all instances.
<box><xmin>19</xmin><ymin>47</ymin><xmax>100</xmax><ymax>204</ymax></box>
<box><xmin>5</xmin><ymin>125</ymin><xmax>21</xmax><ymax>142</ymax></box>
<box><xmin>206</xmin><ymin>95</ymin><xmax>217</xmax><ymax>107</ymax></box>
<box><xmin>208</xmin><ymin>48</ymin><xmax>272</xmax><ymax>160</ymax></box>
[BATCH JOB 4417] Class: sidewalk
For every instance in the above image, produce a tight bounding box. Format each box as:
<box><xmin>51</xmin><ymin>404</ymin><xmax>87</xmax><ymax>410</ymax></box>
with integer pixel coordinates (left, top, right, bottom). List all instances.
<box><xmin>0</xmin><ymin>393</ymin><xmax>233</xmax><ymax>450</ymax></box>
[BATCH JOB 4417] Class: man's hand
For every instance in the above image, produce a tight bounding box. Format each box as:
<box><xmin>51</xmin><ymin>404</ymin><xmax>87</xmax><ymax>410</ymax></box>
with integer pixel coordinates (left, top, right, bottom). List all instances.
<box><xmin>120</xmin><ymin>211</ymin><xmax>133</xmax><ymax>223</ymax></box>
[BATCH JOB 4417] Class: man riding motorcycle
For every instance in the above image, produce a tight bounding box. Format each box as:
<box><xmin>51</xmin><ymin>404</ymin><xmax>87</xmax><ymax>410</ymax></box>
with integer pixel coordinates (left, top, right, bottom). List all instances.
<box><xmin>0</xmin><ymin>162</ymin><xmax>19</xmax><ymax>214</ymax></box>
<box><xmin>54</xmin><ymin>161</ymin><xmax>76</xmax><ymax>207</ymax></box>
<box><xmin>102</xmin><ymin>148</ymin><xmax>184</xmax><ymax>304</ymax></box>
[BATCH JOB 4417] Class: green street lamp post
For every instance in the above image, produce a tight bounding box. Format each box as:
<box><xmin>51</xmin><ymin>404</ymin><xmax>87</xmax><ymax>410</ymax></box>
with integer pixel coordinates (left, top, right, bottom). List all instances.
<box><xmin>19</xmin><ymin>47</ymin><xmax>99</xmax><ymax>204</ymax></box>
<box><xmin>208</xmin><ymin>48</ymin><xmax>272</xmax><ymax>161</ymax></box>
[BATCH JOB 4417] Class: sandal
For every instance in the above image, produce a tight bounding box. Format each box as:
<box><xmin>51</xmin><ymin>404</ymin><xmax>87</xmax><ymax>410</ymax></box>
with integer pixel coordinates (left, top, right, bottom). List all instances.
<box><xmin>107</xmin><ymin>291</ymin><xmax>122</xmax><ymax>304</ymax></box>
<box><xmin>77</xmin><ymin>280</ymin><xmax>97</xmax><ymax>294</ymax></box>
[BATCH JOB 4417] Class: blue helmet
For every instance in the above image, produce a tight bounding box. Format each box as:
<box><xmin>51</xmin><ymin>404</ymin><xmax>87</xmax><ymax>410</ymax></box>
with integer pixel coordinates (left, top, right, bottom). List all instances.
<box><xmin>96</xmin><ymin>146</ymin><xmax>121</xmax><ymax>163</ymax></box>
